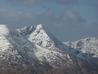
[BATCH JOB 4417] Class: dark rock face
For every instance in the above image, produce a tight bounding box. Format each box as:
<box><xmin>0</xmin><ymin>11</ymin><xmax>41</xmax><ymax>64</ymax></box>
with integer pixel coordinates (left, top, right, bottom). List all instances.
<box><xmin>0</xmin><ymin>25</ymin><xmax>98</xmax><ymax>74</ymax></box>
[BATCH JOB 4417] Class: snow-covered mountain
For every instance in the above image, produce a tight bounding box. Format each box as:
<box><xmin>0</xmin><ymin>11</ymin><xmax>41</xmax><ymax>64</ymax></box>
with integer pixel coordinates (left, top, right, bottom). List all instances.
<box><xmin>64</xmin><ymin>37</ymin><xmax>98</xmax><ymax>57</ymax></box>
<box><xmin>18</xmin><ymin>24</ymin><xmax>63</xmax><ymax>49</ymax></box>
<box><xmin>17</xmin><ymin>24</ymin><xmax>78</xmax><ymax>68</ymax></box>
<box><xmin>0</xmin><ymin>24</ymin><xmax>98</xmax><ymax>74</ymax></box>
<box><xmin>0</xmin><ymin>25</ymin><xmax>22</xmax><ymax>63</ymax></box>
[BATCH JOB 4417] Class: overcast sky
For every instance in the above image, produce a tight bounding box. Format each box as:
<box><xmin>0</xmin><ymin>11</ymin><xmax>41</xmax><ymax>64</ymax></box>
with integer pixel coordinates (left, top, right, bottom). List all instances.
<box><xmin>0</xmin><ymin>0</ymin><xmax>98</xmax><ymax>41</ymax></box>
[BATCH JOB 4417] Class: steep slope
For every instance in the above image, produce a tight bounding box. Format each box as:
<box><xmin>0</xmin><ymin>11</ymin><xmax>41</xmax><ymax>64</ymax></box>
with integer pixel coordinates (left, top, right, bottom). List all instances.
<box><xmin>0</xmin><ymin>25</ymin><xmax>27</xmax><ymax>74</ymax></box>
<box><xmin>18</xmin><ymin>24</ymin><xmax>81</xmax><ymax>54</ymax></box>
<box><xmin>0</xmin><ymin>25</ymin><xmax>44</xmax><ymax>74</ymax></box>
<box><xmin>18</xmin><ymin>24</ymin><xmax>66</xmax><ymax>51</ymax></box>
<box><xmin>0</xmin><ymin>25</ymin><xmax>21</xmax><ymax>64</ymax></box>
<box><xmin>17</xmin><ymin>24</ymin><xmax>73</xmax><ymax>68</ymax></box>
<box><xmin>18</xmin><ymin>24</ymin><xmax>98</xmax><ymax>74</ymax></box>
<box><xmin>0</xmin><ymin>24</ymin><xmax>98</xmax><ymax>74</ymax></box>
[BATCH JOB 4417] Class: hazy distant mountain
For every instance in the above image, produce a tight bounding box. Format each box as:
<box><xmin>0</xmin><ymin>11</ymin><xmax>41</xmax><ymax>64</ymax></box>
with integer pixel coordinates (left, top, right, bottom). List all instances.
<box><xmin>64</xmin><ymin>37</ymin><xmax>98</xmax><ymax>57</ymax></box>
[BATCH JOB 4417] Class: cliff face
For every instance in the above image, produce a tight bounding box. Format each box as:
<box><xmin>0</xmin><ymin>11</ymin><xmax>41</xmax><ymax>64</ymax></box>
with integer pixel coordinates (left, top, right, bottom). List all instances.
<box><xmin>0</xmin><ymin>24</ymin><xmax>98</xmax><ymax>74</ymax></box>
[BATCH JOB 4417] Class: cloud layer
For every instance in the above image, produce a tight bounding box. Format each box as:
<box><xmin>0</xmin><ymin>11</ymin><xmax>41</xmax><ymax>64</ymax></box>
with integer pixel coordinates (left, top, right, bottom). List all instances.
<box><xmin>0</xmin><ymin>0</ymin><xmax>98</xmax><ymax>41</ymax></box>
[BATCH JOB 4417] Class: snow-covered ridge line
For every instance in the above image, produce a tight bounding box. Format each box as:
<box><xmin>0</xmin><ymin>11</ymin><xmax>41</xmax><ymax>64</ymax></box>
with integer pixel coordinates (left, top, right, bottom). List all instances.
<box><xmin>64</xmin><ymin>37</ymin><xmax>98</xmax><ymax>57</ymax></box>
<box><xmin>18</xmin><ymin>24</ymin><xmax>98</xmax><ymax>66</ymax></box>
<box><xmin>0</xmin><ymin>24</ymin><xmax>10</xmax><ymax>35</ymax></box>
<box><xmin>0</xmin><ymin>24</ymin><xmax>98</xmax><ymax>74</ymax></box>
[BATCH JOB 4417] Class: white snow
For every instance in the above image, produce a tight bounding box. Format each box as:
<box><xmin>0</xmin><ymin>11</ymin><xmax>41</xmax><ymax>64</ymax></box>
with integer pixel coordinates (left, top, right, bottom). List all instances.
<box><xmin>0</xmin><ymin>25</ymin><xmax>9</xmax><ymax>35</ymax></box>
<box><xmin>0</xmin><ymin>24</ymin><xmax>97</xmax><ymax>69</ymax></box>
<box><xmin>64</xmin><ymin>37</ymin><xmax>98</xmax><ymax>57</ymax></box>
<box><xmin>35</xmin><ymin>44</ymin><xmax>71</xmax><ymax>68</ymax></box>
<box><xmin>0</xmin><ymin>25</ymin><xmax>11</xmax><ymax>51</ymax></box>
<box><xmin>16</xmin><ymin>24</ymin><xmax>73</xmax><ymax>67</ymax></box>
<box><xmin>0</xmin><ymin>35</ymin><xmax>11</xmax><ymax>51</ymax></box>
<box><xmin>28</xmin><ymin>24</ymin><xmax>55</xmax><ymax>48</ymax></box>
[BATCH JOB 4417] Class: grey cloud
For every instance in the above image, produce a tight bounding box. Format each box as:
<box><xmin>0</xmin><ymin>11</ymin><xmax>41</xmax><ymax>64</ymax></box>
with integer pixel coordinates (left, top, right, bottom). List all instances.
<box><xmin>0</xmin><ymin>7</ymin><xmax>85</xmax><ymax>30</ymax></box>
<box><xmin>7</xmin><ymin>0</ymin><xmax>78</xmax><ymax>5</ymax></box>
<box><xmin>0</xmin><ymin>9</ymin><xmax>29</xmax><ymax>20</ymax></box>
<box><xmin>8</xmin><ymin>0</ymin><xmax>44</xmax><ymax>5</ymax></box>
<box><xmin>0</xmin><ymin>0</ymin><xmax>97</xmax><ymax>41</ymax></box>
<box><xmin>50</xmin><ymin>0</ymin><xmax>78</xmax><ymax>4</ymax></box>
<box><xmin>0</xmin><ymin>8</ymin><xmax>34</xmax><ymax>28</ymax></box>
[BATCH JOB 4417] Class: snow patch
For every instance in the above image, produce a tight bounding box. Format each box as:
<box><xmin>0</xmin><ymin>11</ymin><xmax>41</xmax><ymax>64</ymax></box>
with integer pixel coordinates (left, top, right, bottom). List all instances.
<box><xmin>0</xmin><ymin>25</ymin><xmax>9</xmax><ymax>35</ymax></box>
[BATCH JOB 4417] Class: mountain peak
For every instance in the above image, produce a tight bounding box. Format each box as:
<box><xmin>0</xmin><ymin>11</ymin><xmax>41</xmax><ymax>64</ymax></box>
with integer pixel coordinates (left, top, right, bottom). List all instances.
<box><xmin>26</xmin><ymin>24</ymin><xmax>68</xmax><ymax>53</ymax></box>
<box><xmin>17</xmin><ymin>25</ymin><xmax>36</xmax><ymax>36</ymax></box>
<box><xmin>0</xmin><ymin>24</ymin><xmax>98</xmax><ymax>74</ymax></box>
<box><xmin>0</xmin><ymin>24</ymin><xmax>10</xmax><ymax>35</ymax></box>
<box><xmin>28</xmin><ymin>24</ymin><xmax>55</xmax><ymax>48</ymax></box>
<box><xmin>17</xmin><ymin>24</ymin><xmax>68</xmax><ymax>52</ymax></box>
<box><xmin>36</xmin><ymin>24</ymin><xmax>43</xmax><ymax>30</ymax></box>
<box><xmin>64</xmin><ymin>37</ymin><xmax>98</xmax><ymax>57</ymax></box>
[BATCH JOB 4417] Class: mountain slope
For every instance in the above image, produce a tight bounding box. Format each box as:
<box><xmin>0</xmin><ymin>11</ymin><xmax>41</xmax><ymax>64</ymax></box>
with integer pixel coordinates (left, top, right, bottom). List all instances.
<box><xmin>17</xmin><ymin>24</ymin><xmax>74</xmax><ymax>68</ymax></box>
<box><xmin>18</xmin><ymin>24</ymin><xmax>98</xmax><ymax>73</ymax></box>
<box><xmin>0</xmin><ymin>24</ymin><xmax>98</xmax><ymax>74</ymax></box>
<box><xmin>64</xmin><ymin>37</ymin><xmax>98</xmax><ymax>57</ymax></box>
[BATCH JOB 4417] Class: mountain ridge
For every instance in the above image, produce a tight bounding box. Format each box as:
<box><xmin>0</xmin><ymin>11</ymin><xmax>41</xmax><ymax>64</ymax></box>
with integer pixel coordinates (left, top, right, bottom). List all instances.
<box><xmin>64</xmin><ymin>37</ymin><xmax>98</xmax><ymax>57</ymax></box>
<box><xmin>0</xmin><ymin>24</ymin><xmax>98</xmax><ymax>74</ymax></box>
